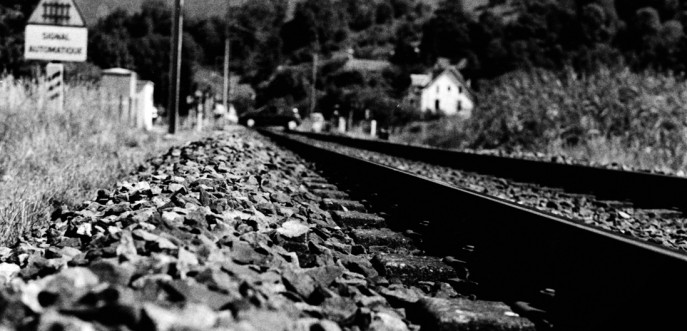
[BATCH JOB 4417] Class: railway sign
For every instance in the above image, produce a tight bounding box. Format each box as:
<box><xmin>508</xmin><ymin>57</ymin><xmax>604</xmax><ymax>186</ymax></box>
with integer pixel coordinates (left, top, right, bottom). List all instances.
<box><xmin>24</xmin><ymin>0</ymin><xmax>88</xmax><ymax>62</ymax></box>
<box><xmin>46</xmin><ymin>63</ymin><xmax>64</xmax><ymax>111</ymax></box>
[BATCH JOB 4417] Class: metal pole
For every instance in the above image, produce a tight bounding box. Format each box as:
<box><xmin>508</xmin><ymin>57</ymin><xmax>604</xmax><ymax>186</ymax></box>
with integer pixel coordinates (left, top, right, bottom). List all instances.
<box><xmin>167</xmin><ymin>0</ymin><xmax>184</xmax><ymax>134</ymax></box>
<box><xmin>310</xmin><ymin>52</ymin><xmax>318</xmax><ymax>115</ymax></box>
<box><xmin>223</xmin><ymin>37</ymin><xmax>230</xmax><ymax>113</ymax></box>
<box><xmin>223</xmin><ymin>4</ymin><xmax>231</xmax><ymax>115</ymax></box>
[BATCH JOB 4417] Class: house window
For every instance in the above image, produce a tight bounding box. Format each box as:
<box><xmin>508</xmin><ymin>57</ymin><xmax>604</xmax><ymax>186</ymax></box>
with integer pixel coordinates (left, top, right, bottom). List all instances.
<box><xmin>448</xmin><ymin>86</ymin><xmax>451</xmax><ymax>91</ymax></box>
<box><xmin>458</xmin><ymin>101</ymin><xmax>462</xmax><ymax>111</ymax></box>
<box><xmin>436</xmin><ymin>85</ymin><xmax>439</xmax><ymax>93</ymax></box>
<box><xmin>435</xmin><ymin>100</ymin><xmax>440</xmax><ymax>111</ymax></box>
<box><xmin>459</xmin><ymin>86</ymin><xmax>463</xmax><ymax>94</ymax></box>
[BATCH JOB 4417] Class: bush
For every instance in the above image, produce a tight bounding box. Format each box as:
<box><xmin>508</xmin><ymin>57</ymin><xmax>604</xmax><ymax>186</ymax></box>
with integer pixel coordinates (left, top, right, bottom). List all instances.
<box><xmin>396</xmin><ymin>67</ymin><xmax>687</xmax><ymax>172</ymax></box>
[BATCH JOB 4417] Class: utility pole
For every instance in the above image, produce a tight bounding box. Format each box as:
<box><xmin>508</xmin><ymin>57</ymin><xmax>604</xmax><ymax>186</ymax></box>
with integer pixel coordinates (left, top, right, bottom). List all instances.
<box><xmin>223</xmin><ymin>4</ymin><xmax>231</xmax><ymax>114</ymax></box>
<box><xmin>310</xmin><ymin>41</ymin><xmax>320</xmax><ymax>115</ymax></box>
<box><xmin>167</xmin><ymin>0</ymin><xmax>184</xmax><ymax>134</ymax></box>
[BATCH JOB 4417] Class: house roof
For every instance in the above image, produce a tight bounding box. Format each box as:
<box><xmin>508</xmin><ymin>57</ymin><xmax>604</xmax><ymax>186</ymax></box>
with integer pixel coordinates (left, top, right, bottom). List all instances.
<box><xmin>342</xmin><ymin>58</ymin><xmax>391</xmax><ymax>73</ymax></box>
<box><xmin>102</xmin><ymin>68</ymin><xmax>135</xmax><ymax>76</ymax></box>
<box><xmin>411</xmin><ymin>74</ymin><xmax>431</xmax><ymax>87</ymax></box>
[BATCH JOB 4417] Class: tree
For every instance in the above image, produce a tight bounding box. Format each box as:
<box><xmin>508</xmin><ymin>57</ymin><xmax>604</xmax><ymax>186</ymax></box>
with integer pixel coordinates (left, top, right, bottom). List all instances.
<box><xmin>285</xmin><ymin>0</ymin><xmax>345</xmax><ymax>51</ymax></box>
<box><xmin>633</xmin><ymin>7</ymin><xmax>663</xmax><ymax>67</ymax></box>
<box><xmin>636</xmin><ymin>7</ymin><xmax>662</xmax><ymax>35</ymax></box>
<box><xmin>281</xmin><ymin>7</ymin><xmax>318</xmax><ymax>54</ymax></box>
<box><xmin>656</xmin><ymin>20</ymin><xmax>684</xmax><ymax>70</ymax></box>
<box><xmin>88</xmin><ymin>2</ymin><xmax>202</xmax><ymax>106</ymax></box>
<box><xmin>259</xmin><ymin>66</ymin><xmax>312</xmax><ymax>108</ymax></box>
<box><xmin>391</xmin><ymin>22</ymin><xmax>422</xmax><ymax>70</ymax></box>
<box><xmin>376</xmin><ymin>1</ymin><xmax>395</xmax><ymax>25</ymax></box>
<box><xmin>419</xmin><ymin>0</ymin><xmax>473</xmax><ymax>64</ymax></box>
<box><xmin>89</xmin><ymin>33</ymin><xmax>134</xmax><ymax>69</ymax></box>
<box><xmin>344</xmin><ymin>0</ymin><xmax>375</xmax><ymax>31</ymax></box>
<box><xmin>0</xmin><ymin>1</ymin><xmax>40</xmax><ymax>75</ymax></box>
<box><xmin>581</xmin><ymin>3</ymin><xmax>610</xmax><ymax>44</ymax></box>
<box><xmin>389</xmin><ymin>0</ymin><xmax>412</xmax><ymax>18</ymax></box>
<box><xmin>0</xmin><ymin>6</ymin><xmax>26</xmax><ymax>75</ymax></box>
<box><xmin>187</xmin><ymin>17</ymin><xmax>224</xmax><ymax>66</ymax></box>
<box><xmin>232</xmin><ymin>0</ymin><xmax>288</xmax><ymax>81</ymax></box>
<box><xmin>128</xmin><ymin>34</ymin><xmax>169</xmax><ymax>103</ymax></box>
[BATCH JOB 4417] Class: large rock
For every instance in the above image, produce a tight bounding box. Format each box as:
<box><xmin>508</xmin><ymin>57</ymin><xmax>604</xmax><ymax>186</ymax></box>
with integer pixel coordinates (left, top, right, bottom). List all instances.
<box><xmin>0</xmin><ymin>263</ymin><xmax>20</xmax><ymax>283</ymax></box>
<box><xmin>369</xmin><ymin>311</ymin><xmax>409</xmax><ymax>331</ymax></box>
<box><xmin>277</xmin><ymin>220</ymin><xmax>311</xmax><ymax>240</ymax></box>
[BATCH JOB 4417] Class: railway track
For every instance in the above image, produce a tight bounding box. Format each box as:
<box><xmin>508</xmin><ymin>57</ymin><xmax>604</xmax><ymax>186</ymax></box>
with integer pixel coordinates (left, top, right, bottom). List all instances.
<box><xmin>261</xmin><ymin>128</ymin><xmax>687</xmax><ymax>331</ymax></box>
<box><xmin>286</xmin><ymin>130</ymin><xmax>687</xmax><ymax>252</ymax></box>
<box><xmin>288</xmin><ymin>130</ymin><xmax>687</xmax><ymax>210</ymax></box>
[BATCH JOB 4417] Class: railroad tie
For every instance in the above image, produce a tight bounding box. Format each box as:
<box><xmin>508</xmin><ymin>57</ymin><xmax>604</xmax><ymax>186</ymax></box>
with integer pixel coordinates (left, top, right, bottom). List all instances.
<box><xmin>412</xmin><ymin>297</ymin><xmax>536</xmax><ymax>331</ymax></box>
<box><xmin>349</xmin><ymin>228</ymin><xmax>414</xmax><ymax>250</ymax></box>
<box><xmin>301</xmin><ymin>176</ymin><xmax>328</xmax><ymax>184</ymax></box>
<box><xmin>305</xmin><ymin>182</ymin><xmax>339</xmax><ymax>190</ymax></box>
<box><xmin>311</xmin><ymin>188</ymin><xmax>349</xmax><ymax>199</ymax></box>
<box><xmin>321</xmin><ymin>198</ymin><xmax>367</xmax><ymax>212</ymax></box>
<box><xmin>331</xmin><ymin>210</ymin><xmax>385</xmax><ymax>228</ymax></box>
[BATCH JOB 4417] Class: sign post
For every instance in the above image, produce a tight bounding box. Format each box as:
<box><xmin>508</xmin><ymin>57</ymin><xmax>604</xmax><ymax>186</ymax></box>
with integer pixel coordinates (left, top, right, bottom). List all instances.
<box><xmin>46</xmin><ymin>63</ymin><xmax>64</xmax><ymax>111</ymax></box>
<box><xmin>25</xmin><ymin>0</ymin><xmax>87</xmax><ymax>111</ymax></box>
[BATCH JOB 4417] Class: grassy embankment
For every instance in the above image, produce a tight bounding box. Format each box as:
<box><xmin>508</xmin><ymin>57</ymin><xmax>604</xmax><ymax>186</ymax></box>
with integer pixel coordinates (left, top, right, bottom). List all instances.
<box><xmin>0</xmin><ymin>76</ymin><xmax>207</xmax><ymax>246</ymax></box>
<box><xmin>395</xmin><ymin>67</ymin><xmax>687</xmax><ymax>174</ymax></box>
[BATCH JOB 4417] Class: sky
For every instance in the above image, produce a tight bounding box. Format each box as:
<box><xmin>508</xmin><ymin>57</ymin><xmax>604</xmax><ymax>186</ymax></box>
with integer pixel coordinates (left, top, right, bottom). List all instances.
<box><xmin>73</xmin><ymin>0</ymin><xmax>233</xmax><ymax>25</ymax></box>
<box><xmin>72</xmin><ymin>0</ymin><xmax>491</xmax><ymax>26</ymax></box>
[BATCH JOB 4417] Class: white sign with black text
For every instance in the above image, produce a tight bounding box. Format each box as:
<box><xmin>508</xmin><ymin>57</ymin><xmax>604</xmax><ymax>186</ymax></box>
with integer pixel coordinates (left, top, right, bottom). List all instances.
<box><xmin>25</xmin><ymin>25</ymin><xmax>88</xmax><ymax>62</ymax></box>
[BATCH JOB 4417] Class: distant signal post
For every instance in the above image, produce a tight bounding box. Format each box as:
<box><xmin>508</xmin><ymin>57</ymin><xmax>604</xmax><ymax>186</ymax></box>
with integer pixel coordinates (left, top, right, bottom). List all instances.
<box><xmin>46</xmin><ymin>63</ymin><xmax>64</xmax><ymax>109</ymax></box>
<box><xmin>24</xmin><ymin>0</ymin><xmax>88</xmax><ymax>112</ymax></box>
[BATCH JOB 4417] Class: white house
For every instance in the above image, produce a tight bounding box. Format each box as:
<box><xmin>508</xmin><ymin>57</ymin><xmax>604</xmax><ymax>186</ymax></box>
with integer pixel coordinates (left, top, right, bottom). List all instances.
<box><xmin>135</xmin><ymin>80</ymin><xmax>155</xmax><ymax>131</ymax></box>
<box><xmin>409</xmin><ymin>67</ymin><xmax>475</xmax><ymax>118</ymax></box>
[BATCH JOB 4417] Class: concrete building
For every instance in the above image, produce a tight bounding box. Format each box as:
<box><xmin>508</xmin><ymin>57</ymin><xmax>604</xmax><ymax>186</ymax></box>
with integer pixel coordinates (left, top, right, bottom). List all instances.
<box><xmin>102</xmin><ymin>68</ymin><xmax>155</xmax><ymax>130</ymax></box>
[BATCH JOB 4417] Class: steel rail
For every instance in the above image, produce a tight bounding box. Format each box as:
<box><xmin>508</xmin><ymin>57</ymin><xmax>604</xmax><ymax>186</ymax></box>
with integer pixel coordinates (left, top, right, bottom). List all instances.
<box><xmin>287</xmin><ymin>130</ymin><xmax>687</xmax><ymax>211</ymax></box>
<box><xmin>261</xmin><ymin>128</ymin><xmax>687</xmax><ymax>331</ymax></box>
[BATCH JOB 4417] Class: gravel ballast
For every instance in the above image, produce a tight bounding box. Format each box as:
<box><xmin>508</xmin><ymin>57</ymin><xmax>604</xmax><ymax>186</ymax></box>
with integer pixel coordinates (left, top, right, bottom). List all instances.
<box><xmin>0</xmin><ymin>128</ymin><xmax>534</xmax><ymax>331</ymax></box>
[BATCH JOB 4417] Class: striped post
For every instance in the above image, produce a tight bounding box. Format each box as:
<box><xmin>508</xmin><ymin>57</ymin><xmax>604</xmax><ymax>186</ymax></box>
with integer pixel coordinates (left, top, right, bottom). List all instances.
<box><xmin>46</xmin><ymin>63</ymin><xmax>64</xmax><ymax>111</ymax></box>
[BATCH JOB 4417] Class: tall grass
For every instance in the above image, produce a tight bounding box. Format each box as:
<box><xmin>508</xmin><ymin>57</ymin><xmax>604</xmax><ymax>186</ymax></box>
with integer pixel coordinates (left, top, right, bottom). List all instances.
<box><xmin>395</xmin><ymin>67</ymin><xmax>687</xmax><ymax>174</ymax></box>
<box><xmin>0</xmin><ymin>76</ymin><xmax>203</xmax><ymax>246</ymax></box>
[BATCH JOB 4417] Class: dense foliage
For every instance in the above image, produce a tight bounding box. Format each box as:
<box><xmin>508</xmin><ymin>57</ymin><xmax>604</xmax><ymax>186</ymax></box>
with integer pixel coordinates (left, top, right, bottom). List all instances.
<box><xmin>397</xmin><ymin>67</ymin><xmax>687</xmax><ymax>172</ymax></box>
<box><xmin>4</xmin><ymin>0</ymin><xmax>687</xmax><ymax>120</ymax></box>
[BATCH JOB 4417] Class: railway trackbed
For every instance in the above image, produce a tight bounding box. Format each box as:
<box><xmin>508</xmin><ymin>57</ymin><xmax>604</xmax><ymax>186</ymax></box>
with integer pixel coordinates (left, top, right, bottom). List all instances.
<box><xmin>0</xmin><ymin>128</ymin><xmax>541</xmax><ymax>331</ymax></box>
<box><xmin>286</xmin><ymin>130</ymin><xmax>687</xmax><ymax>252</ymax></box>
<box><xmin>261</xmin><ymin>128</ymin><xmax>687</xmax><ymax>331</ymax></box>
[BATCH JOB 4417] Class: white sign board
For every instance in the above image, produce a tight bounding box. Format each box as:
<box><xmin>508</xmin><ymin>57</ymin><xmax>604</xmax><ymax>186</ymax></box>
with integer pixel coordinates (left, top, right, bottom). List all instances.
<box><xmin>25</xmin><ymin>25</ymin><xmax>88</xmax><ymax>62</ymax></box>
<box><xmin>24</xmin><ymin>0</ymin><xmax>88</xmax><ymax>62</ymax></box>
